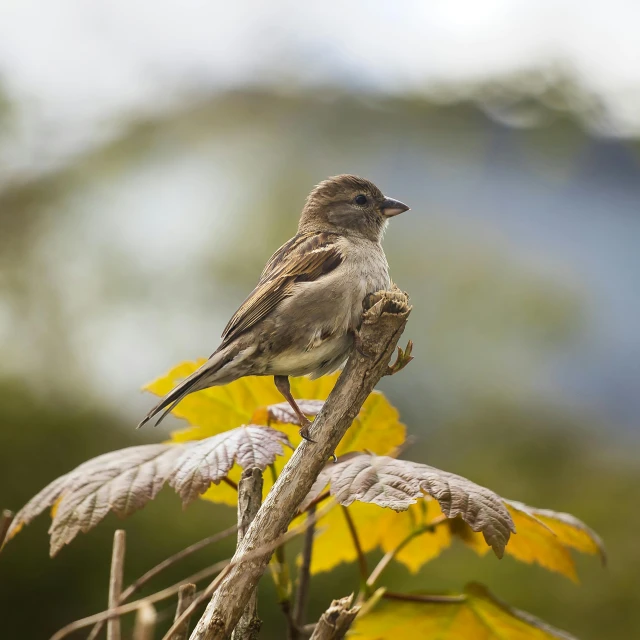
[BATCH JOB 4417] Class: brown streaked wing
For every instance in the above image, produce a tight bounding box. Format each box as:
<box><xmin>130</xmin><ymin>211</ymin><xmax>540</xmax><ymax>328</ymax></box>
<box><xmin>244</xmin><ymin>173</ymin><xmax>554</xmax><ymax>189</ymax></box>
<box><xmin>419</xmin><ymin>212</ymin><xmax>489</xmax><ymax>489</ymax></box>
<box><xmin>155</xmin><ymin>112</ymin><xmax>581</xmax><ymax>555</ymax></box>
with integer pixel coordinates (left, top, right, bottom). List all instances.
<box><xmin>220</xmin><ymin>232</ymin><xmax>343</xmax><ymax>343</ymax></box>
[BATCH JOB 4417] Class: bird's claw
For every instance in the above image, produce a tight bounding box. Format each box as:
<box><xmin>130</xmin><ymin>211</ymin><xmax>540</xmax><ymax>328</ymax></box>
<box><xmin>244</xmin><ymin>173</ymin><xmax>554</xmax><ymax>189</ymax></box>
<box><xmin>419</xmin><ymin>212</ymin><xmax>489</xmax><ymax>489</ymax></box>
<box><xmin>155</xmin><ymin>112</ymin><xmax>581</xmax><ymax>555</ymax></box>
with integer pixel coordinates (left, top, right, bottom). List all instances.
<box><xmin>330</xmin><ymin>453</ymin><xmax>338</xmax><ymax>463</ymax></box>
<box><xmin>386</xmin><ymin>340</ymin><xmax>414</xmax><ymax>376</ymax></box>
<box><xmin>299</xmin><ymin>420</ymin><xmax>316</xmax><ymax>443</ymax></box>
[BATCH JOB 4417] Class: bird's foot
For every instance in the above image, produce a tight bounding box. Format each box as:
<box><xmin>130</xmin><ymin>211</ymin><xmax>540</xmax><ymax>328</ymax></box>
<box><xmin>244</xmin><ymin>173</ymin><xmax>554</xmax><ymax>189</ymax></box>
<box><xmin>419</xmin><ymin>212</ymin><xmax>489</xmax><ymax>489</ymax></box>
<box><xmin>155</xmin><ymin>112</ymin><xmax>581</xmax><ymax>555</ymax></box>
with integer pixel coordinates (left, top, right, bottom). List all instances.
<box><xmin>299</xmin><ymin>419</ymin><xmax>316</xmax><ymax>443</ymax></box>
<box><xmin>386</xmin><ymin>340</ymin><xmax>414</xmax><ymax>376</ymax></box>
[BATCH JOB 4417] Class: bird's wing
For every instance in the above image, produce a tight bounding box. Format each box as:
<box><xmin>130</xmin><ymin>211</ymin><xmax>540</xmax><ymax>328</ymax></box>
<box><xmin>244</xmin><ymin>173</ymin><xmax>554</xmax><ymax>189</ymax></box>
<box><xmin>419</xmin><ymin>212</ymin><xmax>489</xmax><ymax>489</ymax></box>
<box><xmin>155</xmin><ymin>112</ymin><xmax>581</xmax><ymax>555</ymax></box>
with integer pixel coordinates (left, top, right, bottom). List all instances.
<box><xmin>221</xmin><ymin>231</ymin><xmax>343</xmax><ymax>344</ymax></box>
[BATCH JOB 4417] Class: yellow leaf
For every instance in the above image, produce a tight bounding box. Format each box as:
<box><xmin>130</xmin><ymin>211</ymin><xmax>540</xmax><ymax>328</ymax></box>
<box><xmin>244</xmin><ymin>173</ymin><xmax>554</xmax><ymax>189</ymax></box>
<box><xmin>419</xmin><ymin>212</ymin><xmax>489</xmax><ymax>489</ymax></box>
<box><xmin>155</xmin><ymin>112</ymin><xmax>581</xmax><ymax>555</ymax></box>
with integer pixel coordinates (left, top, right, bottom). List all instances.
<box><xmin>336</xmin><ymin>390</ymin><xmax>406</xmax><ymax>456</ymax></box>
<box><xmin>309</xmin><ymin>500</ymin><xmax>450</xmax><ymax>576</ymax></box>
<box><xmin>378</xmin><ymin>500</ymin><xmax>451</xmax><ymax>574</ymax></box>
<box><xmin>144</xmin><ymin>362</ymin><xmax>405</xmax><ymax>508</ymax></box>
<box><xmin>532</xmin><ymin>510</ymin><xmax>605</xmax><ymax>563</ymax></box>
<box><xmin>350</xmin><ymin>583</ymin><xmax>577</xmax><ymax>639</ymax></box>
<box><xmin>310</xmin><ymin>502</ymin><xmax>383</xmax><ymax>574</ymax></box>
<box><xmin>504</xmin><ymin>504</ymin><xmax>578</xmax><ymax>582</ymax></box>
<box><xmin>144</xmin><ymin>361</ymin><xmax>285</xmax><ymax>441</ymax></box>
<box><xmin>458</xmin><ymin>501</ymin><xmax>603</xmax><ymax>582</ymax></box>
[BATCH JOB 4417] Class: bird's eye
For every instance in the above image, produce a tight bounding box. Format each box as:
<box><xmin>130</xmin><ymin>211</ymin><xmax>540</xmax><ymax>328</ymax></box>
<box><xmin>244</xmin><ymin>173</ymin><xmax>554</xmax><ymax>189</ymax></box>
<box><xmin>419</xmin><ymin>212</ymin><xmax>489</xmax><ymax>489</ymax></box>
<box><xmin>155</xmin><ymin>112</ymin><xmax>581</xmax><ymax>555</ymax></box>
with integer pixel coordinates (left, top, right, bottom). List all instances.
<box><xmin>354</xmin><ymin>194</ymin><xmax>368</xmax><ymax>206</ymax></box>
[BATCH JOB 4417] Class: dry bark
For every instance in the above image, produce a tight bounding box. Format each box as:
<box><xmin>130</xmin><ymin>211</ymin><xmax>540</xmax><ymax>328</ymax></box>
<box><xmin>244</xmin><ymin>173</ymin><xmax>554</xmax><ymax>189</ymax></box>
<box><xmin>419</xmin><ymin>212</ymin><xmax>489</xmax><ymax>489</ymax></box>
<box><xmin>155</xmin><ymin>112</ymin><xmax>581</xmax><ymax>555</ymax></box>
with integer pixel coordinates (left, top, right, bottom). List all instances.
<box><xmin>189</xmin><ymin>287</ymin><xmax>411</xmax><ymax>640</ymax></box>
<box><xmin>231</xmin><ymin>468</ymin><xmax>264</xmax><ymax>640</ymax></box>
<box><xmin>308</xmin><ymin>595</ymin><xmax>360</xmax><ymax>640</ymax></box>
<box><xmin>107</xmin><ymin>530</ymin><xmax>126</xmax><ymax>640</ymax></box>
<box><xmin>171</xmin><ymin>584</ymin><xmax>197</xmax><ymax>640</ymax></box>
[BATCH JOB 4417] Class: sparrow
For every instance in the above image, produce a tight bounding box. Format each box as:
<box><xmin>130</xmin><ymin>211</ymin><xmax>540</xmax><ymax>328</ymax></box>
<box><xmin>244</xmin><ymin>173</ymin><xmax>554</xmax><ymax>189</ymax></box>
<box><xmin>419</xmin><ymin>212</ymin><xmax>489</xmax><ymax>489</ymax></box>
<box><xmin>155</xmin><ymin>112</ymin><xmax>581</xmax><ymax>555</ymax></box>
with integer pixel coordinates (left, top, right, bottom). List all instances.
<box><xmin>138</xmin><ymin>175</ymin><xmax>409</xmax><ymax>441</ymax></box>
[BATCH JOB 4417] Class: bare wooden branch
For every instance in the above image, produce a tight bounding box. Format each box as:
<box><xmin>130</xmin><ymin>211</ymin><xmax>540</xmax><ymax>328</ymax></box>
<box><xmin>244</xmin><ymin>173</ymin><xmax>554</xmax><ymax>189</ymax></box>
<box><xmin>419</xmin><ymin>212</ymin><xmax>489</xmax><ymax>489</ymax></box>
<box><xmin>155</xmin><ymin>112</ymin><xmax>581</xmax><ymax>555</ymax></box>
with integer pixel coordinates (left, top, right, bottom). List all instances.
<box><xmin>308</xmin><ymin>595</ymin><xmax>360</xmax><ymax>640</ymax></box>
<box><xmin>189</xmin><ymin>288</ymin><xmax>411</xmax><ymax>640</ymax></box>
<box><xmin>53</xmin><ymin>506</ymin><xmax>326</xmax><ymax>640</ymax></box>
<box><xmin>107</xmin><ymin>530</ymin><xmax>126</xmax><ymax>640</ymax></box>
<box><xmin>171</xmin><ymin>584</ymin><xmax>197</xmax><ymax>640</ymax></box>
<box><xmin>133</xmin><ymin>603</ymin><xmax>157</xmax><ymax>640</ymax></box>
<box><xmin>87</xmin><ymin>526</ymin><xmax>237</xmax><ymax>640</ymax></box>
<box><xmin>292</xmin><ymin>505</ymin><xmax>316</xmax><ymax>635</ymax></box>
<box><xmin>0</xmin><ymin>509</ymin><xmax>14</xmax><ymax>549</ymax></box>
<box><xmin>231</xmin><ymin>468</ymin><xmax>264</xmax><ymax>640</ymax></box>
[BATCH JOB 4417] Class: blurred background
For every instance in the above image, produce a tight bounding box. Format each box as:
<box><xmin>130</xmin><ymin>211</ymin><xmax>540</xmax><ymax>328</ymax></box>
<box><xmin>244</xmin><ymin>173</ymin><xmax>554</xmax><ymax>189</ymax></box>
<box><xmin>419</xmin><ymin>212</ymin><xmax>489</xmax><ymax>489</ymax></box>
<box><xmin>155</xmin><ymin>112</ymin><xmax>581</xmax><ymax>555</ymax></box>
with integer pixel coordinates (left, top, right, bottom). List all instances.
<box><xmin>1</xmin><ymin>1</ymin><xmax>639</xmax><ymax>638</ymax></box>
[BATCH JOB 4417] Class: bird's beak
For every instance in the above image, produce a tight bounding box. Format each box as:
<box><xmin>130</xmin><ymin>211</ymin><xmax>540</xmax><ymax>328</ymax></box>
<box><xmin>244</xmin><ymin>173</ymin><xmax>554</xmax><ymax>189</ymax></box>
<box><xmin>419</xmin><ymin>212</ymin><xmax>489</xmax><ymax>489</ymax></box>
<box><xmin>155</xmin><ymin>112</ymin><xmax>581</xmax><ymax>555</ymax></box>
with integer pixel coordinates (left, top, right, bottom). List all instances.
<box><xmin>381</xmin><ymin>197</ymin><xmax>410</xmax><ymax>217</ymax></box>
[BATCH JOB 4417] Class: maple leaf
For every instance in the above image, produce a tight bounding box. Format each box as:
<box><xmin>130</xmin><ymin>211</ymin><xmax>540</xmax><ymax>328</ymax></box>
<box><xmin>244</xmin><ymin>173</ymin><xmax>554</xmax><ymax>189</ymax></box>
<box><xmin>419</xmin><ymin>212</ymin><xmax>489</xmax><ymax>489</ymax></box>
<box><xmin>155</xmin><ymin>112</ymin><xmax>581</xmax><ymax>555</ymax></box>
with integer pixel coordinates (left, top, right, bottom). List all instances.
<box><xmin>302</xmin><ymin>452</ymin><xmax>514</xmax><ymax>558</ymax></box>
<box><xmin>304</xmin><ymin>453</ymin><xmax>604</xmax><ymax>580</ymax></box>
<box><xmin>265</xmin><ymin>400</ymin><xmax>324</xmax><ymax>425</ymax></box>
<box><xmin>4</xmin><ymin>426</ymin><xmax>289</xmax><ymax>555</ymax></box>
<box><xmin>351</xmin><ymin>583</ymin><xmax>578</xmax><ymax>639</ymax></box>
<box><xmin>458</xmin><ymin>499</ymin><xmax>606</xmax><ymax>582</ymax></box>
<box><xmin>170</xmin><ymin>425</ymin><xmax>291</xmax><ymax>505</ymax></box>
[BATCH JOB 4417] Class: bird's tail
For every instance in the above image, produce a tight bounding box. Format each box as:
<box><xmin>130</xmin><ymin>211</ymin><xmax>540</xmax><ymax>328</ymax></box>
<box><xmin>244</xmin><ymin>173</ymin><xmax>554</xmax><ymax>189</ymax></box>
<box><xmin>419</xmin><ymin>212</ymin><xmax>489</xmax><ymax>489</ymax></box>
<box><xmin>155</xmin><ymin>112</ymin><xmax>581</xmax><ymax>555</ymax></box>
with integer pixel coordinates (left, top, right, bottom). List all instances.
<box><xmin>137</xmin><ymin>344</ymin><xmax>238</xmax><ymax>429</ymax></box>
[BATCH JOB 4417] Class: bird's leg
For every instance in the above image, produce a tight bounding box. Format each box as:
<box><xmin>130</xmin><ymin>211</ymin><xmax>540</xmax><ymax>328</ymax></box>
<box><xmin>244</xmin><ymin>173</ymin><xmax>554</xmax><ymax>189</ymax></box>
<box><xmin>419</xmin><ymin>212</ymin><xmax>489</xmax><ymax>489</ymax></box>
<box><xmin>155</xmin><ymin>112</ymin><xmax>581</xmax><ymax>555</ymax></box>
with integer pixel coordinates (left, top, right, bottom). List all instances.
<box><xmin>274</xmin><ymin>375</ymin><xmax>316</xmax><ymax>442</ymax></box>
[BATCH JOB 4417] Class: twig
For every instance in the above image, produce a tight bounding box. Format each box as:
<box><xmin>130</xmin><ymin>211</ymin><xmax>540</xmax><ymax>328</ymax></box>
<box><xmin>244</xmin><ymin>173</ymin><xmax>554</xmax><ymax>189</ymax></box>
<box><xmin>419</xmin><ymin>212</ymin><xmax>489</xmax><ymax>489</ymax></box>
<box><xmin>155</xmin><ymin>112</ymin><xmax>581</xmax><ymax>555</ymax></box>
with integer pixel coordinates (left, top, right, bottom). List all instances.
<box><xmin>340</xmin><ymin>507</ymin><xmax>368</xmax><ymax>588</ymax></box>
<box><xmin>222</xmin><ymin>477</ymin><xmax>238</xmax><ymax>491</ymax></box>
<box><xmin>382</xmin><ymin>592</ymin><xmax>466</xmax><ymax>604</ymax></box>
<box><xmin>87</xmin><ymin>525</ymin><xmax>237</xmax><ymax>640</ymax></box>
<box><xmin>297</xmin><ymin>491</ymin><xmax>329</xmax><ymax>515</ymax></box>
<box><xmin>161</xmin><ymin>566</ymin><xmax>231</xmax><ymax>640</ymax></box>
<box><xmin>122</xmin><ymin>525</ymin><xmax>237</xmax><ymax>602</ymax></box>
<box><xmin>133</xmin><ymin>603</ymin><xmax>157</xmax><ymax>640</ymax></box>
<box><xmin>171</xmin><ymin>584</ymin><xmax>197</xmax><ymax>640</ymax></box>
<box><xmin>164</xmin><ymin>504</ymin><xmax>330</xmax><ymax>640</ymax></box>
<box><xmin>190</xmin><ymin>287</ymin><xmax>411</xmax><ymax>640</ymax></box>
<box><xmin>308</xmin><ymin>595</ymin><xmax>360</xmax><ymax>640</ymax></box>
<box><xmin>231</xmin><ymin>468</ymin><xmax>263</xmax><ymax>640</ymax></box>
<box><xmin>365</xmin><ymin>515</ymin><xmax>448</xmax><ymax>589</ymax></box>
<box><xmin>292</xmin><ymin>505</ymin><xmax>316</xmax><ymax>635</ymax></box>
<box><xmin>107</xmin><ymin>530</ymin><xmax>126</xmax><ymax>640</ymax></box>
<box><xmin>0</xmin><ymin>509</ymin><xmax>14</xmax><ymax>549</ymax></box>
<box><xmin>52</xmin><ymin>560</ymin><xmax>231</xmax><ymax>640</ymax></box>
<box><xmin>54</xmin><ymin>501</ymin><xmax>331</xmax><ymax>640</ymax></box>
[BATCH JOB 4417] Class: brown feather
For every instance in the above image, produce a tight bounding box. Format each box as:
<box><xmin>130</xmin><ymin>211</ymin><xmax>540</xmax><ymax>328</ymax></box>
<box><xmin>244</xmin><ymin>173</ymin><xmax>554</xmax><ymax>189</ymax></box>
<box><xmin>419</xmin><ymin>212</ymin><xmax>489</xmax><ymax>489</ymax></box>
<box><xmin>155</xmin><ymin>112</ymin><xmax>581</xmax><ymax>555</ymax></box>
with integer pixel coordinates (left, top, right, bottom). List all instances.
<box><xmin>220</xmin><ymin>231</ymin><xmax>343</xmax><ymax>344</ymax></box>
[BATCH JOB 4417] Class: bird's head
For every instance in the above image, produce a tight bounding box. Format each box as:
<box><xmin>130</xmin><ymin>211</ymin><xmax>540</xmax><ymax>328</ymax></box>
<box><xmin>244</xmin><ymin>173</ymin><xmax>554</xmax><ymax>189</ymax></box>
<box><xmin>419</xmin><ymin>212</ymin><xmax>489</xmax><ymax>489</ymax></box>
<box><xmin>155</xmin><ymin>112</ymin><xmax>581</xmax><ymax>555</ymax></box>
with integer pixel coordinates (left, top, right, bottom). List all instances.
<box><xmin>298</xmin><ymin>175</ymin><xmax>409</xmax><ymax>242</ymax></box>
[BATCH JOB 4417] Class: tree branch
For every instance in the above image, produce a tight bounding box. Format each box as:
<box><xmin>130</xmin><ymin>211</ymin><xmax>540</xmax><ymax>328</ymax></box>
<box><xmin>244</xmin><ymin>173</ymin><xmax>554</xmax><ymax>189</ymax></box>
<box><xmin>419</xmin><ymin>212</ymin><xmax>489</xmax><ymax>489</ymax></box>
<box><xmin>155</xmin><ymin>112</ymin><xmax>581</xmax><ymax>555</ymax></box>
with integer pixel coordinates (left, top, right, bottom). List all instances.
<box><xmin>171</xmin><ymin>584</ymin><xmax>196</xmax><ymax>640</ymax></box>
<box><xmin>87</xmin><ymin>526</ymin><xmax>237</xmax><ymax>640</ymax></box>
<box><xmin>308</xmin><ymin>595</ymin><xmax>360</xmax><ymax>640</ymax></box>
<box><xmin>231</xmin><ymin>468</ymin><xmax>264</xmax><ymax>640</ymax></box>
<box><xmin>107</xmin><ymin>530</ymin><xmax>126</xmax><ymax>640</ymax></box>
<box><xmin>189</xmin><ymin>287</ymin><xmax>411</xmax><ymax>640</ymax></box>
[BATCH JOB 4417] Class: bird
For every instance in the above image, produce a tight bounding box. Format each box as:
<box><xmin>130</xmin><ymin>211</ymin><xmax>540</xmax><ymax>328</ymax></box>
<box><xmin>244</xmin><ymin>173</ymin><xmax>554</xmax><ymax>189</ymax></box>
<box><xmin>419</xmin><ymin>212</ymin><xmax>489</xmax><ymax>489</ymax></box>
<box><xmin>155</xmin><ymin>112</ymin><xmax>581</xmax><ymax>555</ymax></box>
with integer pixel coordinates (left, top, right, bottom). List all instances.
<box><xmin>138</xmin><ymin>174</ymin><xmax>409</xmax><ymax>441</ymax></box>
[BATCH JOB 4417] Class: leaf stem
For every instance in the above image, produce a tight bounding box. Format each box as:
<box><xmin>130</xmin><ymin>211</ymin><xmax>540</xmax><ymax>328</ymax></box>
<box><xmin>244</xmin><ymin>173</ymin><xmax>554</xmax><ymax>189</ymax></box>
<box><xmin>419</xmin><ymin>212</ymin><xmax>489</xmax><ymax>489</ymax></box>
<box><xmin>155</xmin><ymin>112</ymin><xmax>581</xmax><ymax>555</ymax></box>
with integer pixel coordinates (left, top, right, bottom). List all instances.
<box><xmin>292</xmin><ymin>505</ymin><xmax>316</xmax><ymax>635</ymax></box>
<box><xmin>366</xmin><ymin>515</ymin><xmax>447</xmax><ymax>589</ymax></box>
<box><xmin>299</xmin><ymin>490</ymin><xmax>330</xmax><ymax>514</ymax></box>
<box><xmin>222</xmin><ymin>477</ymin><xmax>239</xmax><ymax>491</ymax></box>
<box><xmin>341</xmin><ymin>506</ymin><xmax>369</xmax><ymax>593</ymax></box>
<box><xmin>382</xmin><ymin>592</ymin><xmax>466</xmax><ymax>604</ymax></box>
